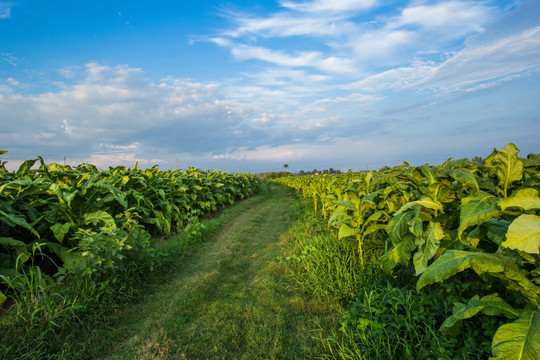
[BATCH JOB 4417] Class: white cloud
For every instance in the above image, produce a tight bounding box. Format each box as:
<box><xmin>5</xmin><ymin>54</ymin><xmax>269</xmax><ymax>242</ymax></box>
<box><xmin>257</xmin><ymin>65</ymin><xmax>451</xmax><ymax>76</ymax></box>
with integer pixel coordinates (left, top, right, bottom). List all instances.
<box><xmin>396</xmin><ymin>1</ymin><xmax>490</xmax><ymax>33</ymax></box>
<box><xmin>349</xmin><ymin>29</ymin><xmax>417</xmax><ymax>59</ymax></box>
<box><xmin>346</xmin><ymin>60</ymin><xmax>437</xmax><ymax>91</ymax></box>
<box><xmin>0</xmin><ymin>2</ymin><xmax>12</xmax><ymax>18</ymax></box>
<box><xmin>1</xmin><ymin>52</ymin><xmax>19</xmax><ymax>66</ymax></box>
<box><xmin>212</xmin><ymin>38</ymin><xmax>356</xmax><ymax>74</ymax></box>
<box><xmin>226</xmin><ymin>12</ymin><xmax>354</xmax><ymax>38</ymax></box>
<box><xmin>281</xmin><ymin>0</ymin><xmax>377</xmax><ymax>13</ymax></box>
<box><xmin>252</xmin><ymin>112</ymin><xmax>279</xmax><ymax>125</ymax></box>
<box><xmin>213</xmin><ymin>143</ymin><xmax>325</xmax><ymax>162</ymax></box>
<box><xmin>58</xmin><ymin>66</ymin><xmax>80</xmax><ymax>79</ymax></box>
<box><xmin>0</xmin><ymin>63</ymin><xmax>268</xmax><ymax>162</ymax></box>
<box><xmin>419</xmin><ymin>26</ymin><xmax>540</xmax><ymax>92</ymax></box>
<box><xmin>243</xmin><ymin>68</ymin><xmax>331</xmax><ymax>86</ymax></box>
<box><xmin>5</xmin><ymin>77</ymin><xmax>19</xmax><ymax>87</ymax></box>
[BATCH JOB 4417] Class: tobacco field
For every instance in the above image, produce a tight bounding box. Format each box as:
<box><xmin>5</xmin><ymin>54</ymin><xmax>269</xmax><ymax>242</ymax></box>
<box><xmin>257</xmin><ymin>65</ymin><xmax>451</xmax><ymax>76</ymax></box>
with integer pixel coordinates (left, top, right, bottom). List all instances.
<box><xmin>0</xmin><ymin>155</ymin><xmax>260</xmax><ymax>307</ymax></box>
<box><xmin>273</xmin><ymin>143</ymin><xmax>539</xmax><ymax>359</ymax></box>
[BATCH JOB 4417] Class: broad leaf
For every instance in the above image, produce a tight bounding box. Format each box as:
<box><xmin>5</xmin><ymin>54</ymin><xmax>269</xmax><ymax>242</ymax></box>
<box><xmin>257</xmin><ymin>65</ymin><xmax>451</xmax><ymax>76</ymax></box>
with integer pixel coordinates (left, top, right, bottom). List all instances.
<box><xmin>328</xmin><ymin>207</ymin><xmax>348</xmax><ymax>224</ymax></box>
<box><xmin>413</xmin><ymin>222</ymin><xmax>445</xmax><ymax>275</ymax></box>
<box><xmin>458</xmin><ymin>192</ymin><xmax>500</xmax><ymax>239</ymax></box>
<box><xmin>486</xmin><ymin>143</ymin><xmax>524</xmax><ymax>198</ymax></box>
<box><xmin>0</xmin><ymin>237</ymin><xmax>30</xmax><ymax>263</ymax></box>
<box><xmin>0</xmin><ymin>289</ymin><xmax>6</xmax><ymax>307</ymax></box>
<box><xmin>50</xmin><ymin>222</ymin><xmax>73</xmax><ymax>243</ymax></box>
<box><xmin>417</xmin><ymin>250</ymin><xmax>505</xmax><ymax>290</ymax></box>
<box><xmin>410</xmin><ymin>198</ymin><xmax>444</xmax><ymax>212</ymax></box>
<box><xmin>82</xmin><ymin>210</ymin><xmax>116</xmax><ymax>229</ymax></box>
<box><xmin>483</xmin><ymin>219</ymin><xmax>511</xmax><ymax>246</ymax></box>
<box><xmin>448</xmin><ymin>168</ymin><xmax>479</xmax><ymax>193</ymax></box>
<box><xmin>418</xmin><ymin>250</ymin><xmax>540</xmax><ymax>305</ymax></box>
<box><xmin>499</xmin><ymin>188</ymin><xmax>540</xmax><ymax>211</ymax></box>
<box><xmin>0</xmin><ymin>210</ymin><xmax>40</xmax><ymax>238</ymax></box>
<box><xmin>380</xmin><ymin>236</ymin><xmax>415</xmax><ymax>274</ymax></box>
<box><xmin>441</xmin><ymin>294</ymin><xmax>519</xmax><ymax>336</ymax></box>
<box><xmin>338</xmin><ymin>223</ymin><xmax>360</xmax><ymax>240</ymax></box>
<box><xmin>503</xmin><ymin>214</ymin><xmax>540</xmax><ymax>254</ymax></box>
<box><xmin>388</xmin><ymin>208</ymin><xmax>416</xmax><ymax>245</ymax></box>
<box><xmin>15</xmin><ymin>158</ymin><xmax>37</xmax><ymax>178</ymax></box>
<box><xmin>491</xmin><ymin>310</ymin><xmax>540</xmax><ymax>360</ymax></box>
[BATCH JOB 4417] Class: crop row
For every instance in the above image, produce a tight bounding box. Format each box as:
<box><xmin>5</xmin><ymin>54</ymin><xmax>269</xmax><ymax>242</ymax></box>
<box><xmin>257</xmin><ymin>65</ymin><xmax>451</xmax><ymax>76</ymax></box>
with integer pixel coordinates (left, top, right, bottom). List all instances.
<box><xmin>0</xmin><ymin>155</ymin><xmax>260</xmax><ymax>305</ymax></box>
<box><xmin>273</xmin><ymin>143</ymin><xmax>539</xmax><ymax>359</ymax></box>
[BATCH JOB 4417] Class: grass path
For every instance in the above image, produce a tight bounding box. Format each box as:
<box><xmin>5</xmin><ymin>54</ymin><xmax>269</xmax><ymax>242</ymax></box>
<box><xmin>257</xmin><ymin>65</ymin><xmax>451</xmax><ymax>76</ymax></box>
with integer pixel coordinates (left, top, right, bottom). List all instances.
<box><xmin>84</xmin><ymin>185</ymin><xmax>335</xmax><ymax>360</ymax></box>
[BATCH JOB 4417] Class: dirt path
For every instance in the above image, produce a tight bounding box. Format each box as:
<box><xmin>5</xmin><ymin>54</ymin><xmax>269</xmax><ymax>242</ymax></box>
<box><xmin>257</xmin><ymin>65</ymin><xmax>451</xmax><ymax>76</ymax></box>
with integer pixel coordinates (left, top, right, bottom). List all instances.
<box><xmin>84</xmin><ymin>185</ymin><xmax>330</xmax><ymax>360</ymax></box>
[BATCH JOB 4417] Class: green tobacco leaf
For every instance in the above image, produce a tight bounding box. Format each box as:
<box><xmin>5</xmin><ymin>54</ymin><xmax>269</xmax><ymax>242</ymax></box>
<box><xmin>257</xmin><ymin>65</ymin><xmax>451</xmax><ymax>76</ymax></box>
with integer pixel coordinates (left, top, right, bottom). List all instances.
<box><xmin>440</xmin><ymin>294</ymin><xmax>519</xmax><ymax>336</ymax></box>
<box><xmin>83</xmin><ymin>211</ymin><xmax>116</xmax><ymax>229</ymax></box>
<box><xmin>338</xmin><ymin>223</ymin><xmax>360</xmax><ymax>240</ymax></box>
<box><xmin>524</xmin><ymin>153</ymin><xmax>540</xmax><ymax>167</ymax></box>
<box><xmin>499</xmin><ymin>188</ymin><xmax>540</xmax><ymax>211</ymax></box>
<box><xmin>418</xmin><ymin>250</ymin><xmax>540</xmax><ymax>304</ymax></box>
<box><xmin>0</xmin><ymin>237</ymin><xmax>30</xmax><ymax>263</ymax></box>
<box><xmin>486</xmin><ymin>143</ymin><xmax>524</xmax><ymax>198</ymax></box>
<box><xmin>483</xmin><ymin>219</ymin><xmax>511</xmax><ymax>246</ymax></box>
<box><xmin>0</xmin><ymin>210</ymin><xmax>40</xmax><ymax>238</ymax></box>
<box><xmin>449</xmin><ymin>168</ymin><xmax>479</xmax><ymax>193</ymax></box>
<box><xmin>0</xmin><ymin>236</ymin><xmax>25</xmax><ymax>248</ymax></box>
<box><xmin>417</xmin><ymin>250</ymin><xmax>505</xmax><ymax>290</ymax></box>
<box><xmin>328</xmin><ymin>207</ymin><xmax>348</xmax><ymax>224</ymax></box>
<box><xmin>503</xmin><ymin>214</ymin><xmax>540</xmax><ymax>254</ymax></box>
<box><xmin>410</xmin><ymin>198</ymin><xmax>444</xmax><ymax>212</ymax></box>
<box><xmin>413</xmin><ymin>222</ymin><xmax>445</xmax><ymax>275</ymax></box>
<box><xmin>491</xmin><ymin>310</ymin><xmax>540</xmax><ymax>360</ymax></box>
<box><xmin>380</xmin><ymin>236</ymin><xmax>415</xmax><ymax>274</ymax></box>
<box><xmin>388</xmin><ymin>208</ymin><xmax>416</xmax><ymax>245</ymax></box>
<box><xmin>15</xmin><ymin>158</ymin><xmax>37</xmax><ymax>178</ymax></box>
<box><xmin>365</xmin><ymin>209</ymin><xmax>386</xmax><ymax>224</ymax></box>
<box><xmin>51</xmin><ymin>222</ymin><xmax>73</xmax><ymax>243</ymax></box>
<box><xmin>458</xmin><ymin>191</ymin><xmax>500</xmax><ymax>239</ymax></box>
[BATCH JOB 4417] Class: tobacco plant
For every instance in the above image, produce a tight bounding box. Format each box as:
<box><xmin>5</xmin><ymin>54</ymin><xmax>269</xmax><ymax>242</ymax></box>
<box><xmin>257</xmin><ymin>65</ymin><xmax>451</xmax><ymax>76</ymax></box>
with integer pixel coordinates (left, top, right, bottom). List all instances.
<box><xmin>273</xmin><ymin>143</ymin><xmax>539</xmax><ymax>359</ymax></box>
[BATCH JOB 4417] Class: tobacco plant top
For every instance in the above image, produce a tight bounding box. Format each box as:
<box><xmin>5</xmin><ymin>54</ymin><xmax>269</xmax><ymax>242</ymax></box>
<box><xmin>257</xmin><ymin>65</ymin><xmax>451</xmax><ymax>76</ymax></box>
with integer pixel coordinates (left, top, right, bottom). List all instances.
<box><xmin>273</xmin><ymin>143</ymin><xmax>539</xmax><ymax>360</ymax></box>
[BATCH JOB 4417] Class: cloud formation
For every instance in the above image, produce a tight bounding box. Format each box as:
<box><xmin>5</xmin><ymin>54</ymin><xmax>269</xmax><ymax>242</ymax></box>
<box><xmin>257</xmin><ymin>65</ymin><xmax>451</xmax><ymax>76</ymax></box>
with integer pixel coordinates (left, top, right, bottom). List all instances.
<box><xmin>1</xmin><ymin>0</ymin><xmax>539</xmax><ymax>172</ymax></box>
<box><xmin>1</xmin><ymin>64</ymin><xmax>269</xmax><ymax>168</ymax></box>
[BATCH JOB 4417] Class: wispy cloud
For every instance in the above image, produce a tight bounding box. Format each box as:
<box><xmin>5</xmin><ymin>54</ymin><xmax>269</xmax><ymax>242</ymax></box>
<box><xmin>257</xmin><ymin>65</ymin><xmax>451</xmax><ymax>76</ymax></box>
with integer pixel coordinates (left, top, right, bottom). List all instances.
<box><xmin>281</xmin><ymin>0</ymin><xmax>377</xmax><ymax>13</ymax></box>
<box><xmin>0</xmin><ymin>2</ymin><xmax>12</xmax><ymax>19</ymax></box>
<box><xmin>211</xmin><ymin>38</ymin><xmax>356</xmax><ymax>73</ymax></box>
<box><xmin>345</xmin><ymin>60</ymin><xmax>437</xmax><ymax>91</ymax></box>
<box><xmin>1</xmin><ymin>52</ymin><xmax>19</xmax><ymax>66</ymax></box>
<box><xmin>419</xmin><ymin>25</ymin><xmax>540</xmax><ymax>92</ymax></box>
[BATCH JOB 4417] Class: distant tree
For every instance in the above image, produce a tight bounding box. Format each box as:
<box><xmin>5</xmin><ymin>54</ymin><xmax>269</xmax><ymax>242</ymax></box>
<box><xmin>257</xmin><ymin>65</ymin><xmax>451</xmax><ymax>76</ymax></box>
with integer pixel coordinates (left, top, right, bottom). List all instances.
<box><xmin>283</xmin><ymin>163</ymin><xmax>289</xmax><ymax>169</ymax></box>
<box><xmin>471</xmin><ymin>156</ymin><xmax>485</xmax><ymax>165</ymax></box>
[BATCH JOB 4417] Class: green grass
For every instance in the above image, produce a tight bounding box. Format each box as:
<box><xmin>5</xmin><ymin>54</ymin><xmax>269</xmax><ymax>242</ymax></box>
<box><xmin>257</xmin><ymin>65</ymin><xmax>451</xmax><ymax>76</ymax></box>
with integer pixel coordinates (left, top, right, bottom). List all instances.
<box><xmin>48</xmin><ymin>184</ymin><xmax>338</xmax><ymax>360</ymax></box>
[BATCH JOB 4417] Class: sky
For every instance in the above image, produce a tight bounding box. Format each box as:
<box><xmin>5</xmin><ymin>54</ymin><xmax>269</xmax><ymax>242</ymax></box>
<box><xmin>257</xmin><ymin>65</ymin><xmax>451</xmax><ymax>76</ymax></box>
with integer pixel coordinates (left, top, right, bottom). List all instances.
<box><xmin>0</xmin><ymin>0</ymin><xmax>539</xmax><ymax>173</ymax></box>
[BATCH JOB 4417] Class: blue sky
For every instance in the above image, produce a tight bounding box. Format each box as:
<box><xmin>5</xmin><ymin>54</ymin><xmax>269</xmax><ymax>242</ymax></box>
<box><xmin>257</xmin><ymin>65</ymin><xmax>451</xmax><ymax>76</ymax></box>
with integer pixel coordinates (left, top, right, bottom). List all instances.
<box><xmin>1</xmin><ymin>0</ymin><xmax>539</xmax><ymax>172</ymax></box>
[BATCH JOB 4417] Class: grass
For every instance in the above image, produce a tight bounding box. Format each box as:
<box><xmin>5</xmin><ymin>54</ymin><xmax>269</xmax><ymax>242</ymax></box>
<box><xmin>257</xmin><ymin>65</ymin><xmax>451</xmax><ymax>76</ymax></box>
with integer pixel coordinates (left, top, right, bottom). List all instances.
<box><xmin>51</xmin><ymin>184</ymin><xmax>338</xmax><ymax>360</ymax></box>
